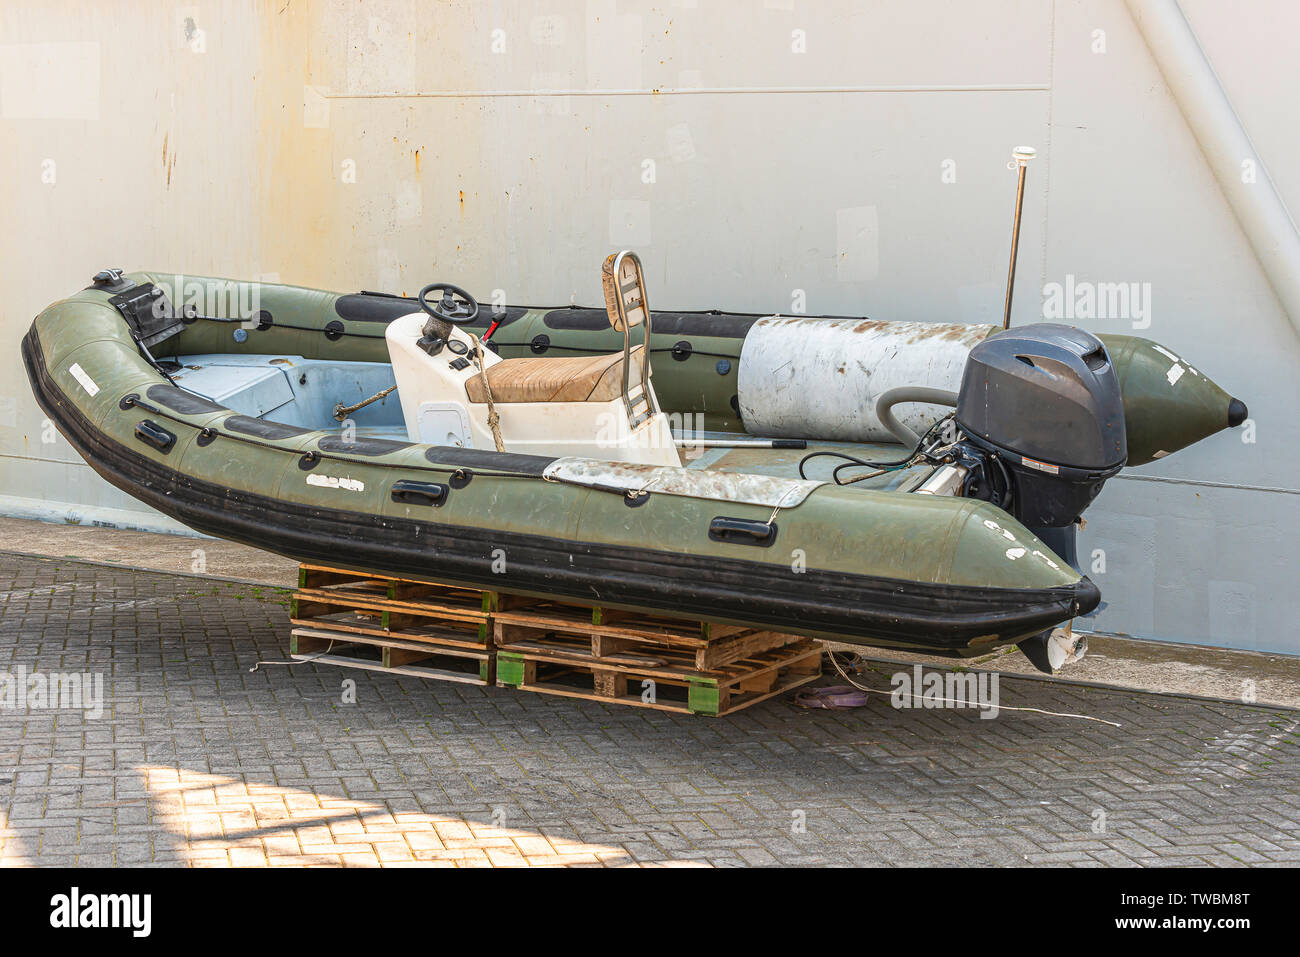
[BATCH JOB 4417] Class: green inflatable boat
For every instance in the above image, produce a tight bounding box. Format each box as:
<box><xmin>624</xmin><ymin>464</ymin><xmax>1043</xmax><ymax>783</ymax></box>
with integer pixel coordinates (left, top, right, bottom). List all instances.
<box><xmin>23</xmin><ymin>257</ymin><xmax>1246</xmax><ymax>669</ymax></box>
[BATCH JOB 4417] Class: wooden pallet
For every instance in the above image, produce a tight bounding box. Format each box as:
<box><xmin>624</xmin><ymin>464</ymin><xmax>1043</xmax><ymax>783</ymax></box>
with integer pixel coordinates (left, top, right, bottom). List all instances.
<box><xmin>289</xmin><ymin>628</ymin><xmax>494</xmax><ymax>686</ymax></box>
<box><xmin>288</xmin><ymin>564</ymin><xmax>497</xmax><ymax>685</ymax></box>
<box><xmin>287</xmin><ymin>564</ymin><xmax>823</xmax><ymax>711</ymax></box>
<box><xmin>495</xmin><ymin>636</ymin><xmax>822</xmax><ymax>717</ymax></box>
<box><xmin>291</xmin><ymin>564</ymin><xmax>495</xmax><ymax>649</ymax></box>
<box><xmin>493</xmin><ymin>604</ymin><xmax>807</xmax><ymax>671</ymax></box>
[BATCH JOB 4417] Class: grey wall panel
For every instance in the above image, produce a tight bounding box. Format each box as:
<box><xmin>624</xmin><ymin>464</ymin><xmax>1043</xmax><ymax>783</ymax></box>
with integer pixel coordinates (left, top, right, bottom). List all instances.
<box><xmin>1</xmin><ymin>0</ymin><xmax>1295</xmax><ymax>652</ymax></box>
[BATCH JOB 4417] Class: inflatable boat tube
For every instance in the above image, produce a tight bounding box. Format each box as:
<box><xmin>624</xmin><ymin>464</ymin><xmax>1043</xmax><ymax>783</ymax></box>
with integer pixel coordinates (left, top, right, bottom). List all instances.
<box><xmin>23</xmin><ymin>272</ymin><xmax>1104</xmax><ymax>655</ymax></box>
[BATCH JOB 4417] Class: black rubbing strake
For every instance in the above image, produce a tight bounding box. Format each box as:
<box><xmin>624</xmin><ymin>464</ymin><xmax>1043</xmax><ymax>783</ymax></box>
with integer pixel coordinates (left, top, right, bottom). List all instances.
<box><xmin>145</xmin><ymin>384</ymin><xmax>227</xmax><ymax>416</ymax></box>
<box><xmin>318</xmin><ymin>435</ymin><xmax>414</xmax><ymax>456</ymax></box>
<box><xmin>223</xmin><ymin>415</ymin><xmax>312</xmax><ymax>441</ymax></box>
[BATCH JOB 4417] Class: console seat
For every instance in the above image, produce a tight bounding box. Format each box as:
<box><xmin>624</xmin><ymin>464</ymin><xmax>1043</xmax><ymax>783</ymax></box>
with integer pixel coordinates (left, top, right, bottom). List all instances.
<box><xmin>465</xmin><ymin>345</ymin><xmax>648</xmax><ymax>404</ymax></box>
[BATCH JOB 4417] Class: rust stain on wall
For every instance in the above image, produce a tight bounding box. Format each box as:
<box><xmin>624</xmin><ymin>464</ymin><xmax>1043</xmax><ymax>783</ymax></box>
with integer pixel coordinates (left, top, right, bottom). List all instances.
<box><xmin>161</xmin><ymin>131</ymin><xmax>175</xmax><ymax>187</ymax></box>
<box><xmin>254</xmin><ymin>0</ymin><xmax>334</xmax><ymax>287</ymax></box>
<box><xmin>254</xmin><ymin>1</ymin><xmax>489</xmax><ymax>291</ymax></box>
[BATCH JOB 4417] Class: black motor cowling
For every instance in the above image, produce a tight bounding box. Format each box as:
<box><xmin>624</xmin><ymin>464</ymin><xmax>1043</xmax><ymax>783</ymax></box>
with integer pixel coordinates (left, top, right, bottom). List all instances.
<box><xmin>954</xmin><ymin>323</ymin><xmax>1126</xmax><ymax>528</ymax></box>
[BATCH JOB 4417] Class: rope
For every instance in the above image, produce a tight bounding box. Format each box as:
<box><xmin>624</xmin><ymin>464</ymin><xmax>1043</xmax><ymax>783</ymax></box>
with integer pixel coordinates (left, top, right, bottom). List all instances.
<box><xmin>466</xmin><ymin>331</ymin><xmax>506</xmax><ymax>453</ymax></box>
<box><xmin>765</xmin><ymin>483</ymin><xmax>805</xmax><ymax>525</ymax></box>
<box><xmin>821</xmin><ymin>643</ymin><xmax>1123</xmax><ymax>727</ymax></box>
<box><xmin>249</xmin><ymin>640</ymin><xmax>336</xmax><ymax>672</ymax></box>
<box><xmin>333</xmin><ymin>385</ymin><xmax>396</xmax><ymax>421</ymax></box>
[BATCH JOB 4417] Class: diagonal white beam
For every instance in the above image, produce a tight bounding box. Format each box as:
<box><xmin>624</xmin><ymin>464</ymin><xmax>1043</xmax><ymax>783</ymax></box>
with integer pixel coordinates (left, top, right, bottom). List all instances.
<box><xmin>1126</xmin><ymin>0</ymin><xmax>1300</xmax><ymax>332</ymax></box>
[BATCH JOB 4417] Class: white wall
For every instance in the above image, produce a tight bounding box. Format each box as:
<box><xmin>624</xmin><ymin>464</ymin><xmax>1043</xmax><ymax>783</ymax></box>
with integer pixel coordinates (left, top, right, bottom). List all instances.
<box><xmin>2</xmin><ymin>0</ymin><xmax>1296</xmax><ymax>651</ymax></box>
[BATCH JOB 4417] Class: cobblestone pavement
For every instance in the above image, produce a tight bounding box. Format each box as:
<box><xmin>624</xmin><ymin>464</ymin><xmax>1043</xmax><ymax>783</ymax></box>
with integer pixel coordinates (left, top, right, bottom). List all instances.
<box><xmin>1</xmin><ymin>553</ymin><xmax>1297</xmax><ymax>867</ymax></box>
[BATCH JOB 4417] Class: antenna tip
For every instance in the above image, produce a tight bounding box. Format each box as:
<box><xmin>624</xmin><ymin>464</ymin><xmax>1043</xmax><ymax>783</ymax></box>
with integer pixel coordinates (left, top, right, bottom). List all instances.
<box><xmin>1012</xmin><ymin>146</ymin><xmax>1037</xmax><ymax>164</ymax></box>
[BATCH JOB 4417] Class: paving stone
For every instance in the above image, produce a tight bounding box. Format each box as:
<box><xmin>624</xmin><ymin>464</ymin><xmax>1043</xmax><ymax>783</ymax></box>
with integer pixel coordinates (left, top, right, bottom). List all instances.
<box><xmin>1</xmin><ymin>554</ymin><xmax>1297</xmax><ymax>867</ymax></box>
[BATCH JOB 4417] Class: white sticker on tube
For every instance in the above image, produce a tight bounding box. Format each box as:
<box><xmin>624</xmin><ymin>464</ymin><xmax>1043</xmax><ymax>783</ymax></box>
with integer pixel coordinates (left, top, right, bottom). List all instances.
<box><xmin>68</xmin><ymin>363</ymin><xmax>100</xmax><ymax>396</ymax></box>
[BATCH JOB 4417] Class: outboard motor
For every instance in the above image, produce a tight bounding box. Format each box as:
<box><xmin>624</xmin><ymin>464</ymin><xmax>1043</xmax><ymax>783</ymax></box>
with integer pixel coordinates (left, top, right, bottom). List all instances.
<box><xmin>950</xmin><ymin>323</ymin><xmax>1125</xmax><ymax>675</ymax></box>
<box><xmin>952</xmin><ymin>323</ymin><xmax>1127</xmax><ymax>531</ymax></box>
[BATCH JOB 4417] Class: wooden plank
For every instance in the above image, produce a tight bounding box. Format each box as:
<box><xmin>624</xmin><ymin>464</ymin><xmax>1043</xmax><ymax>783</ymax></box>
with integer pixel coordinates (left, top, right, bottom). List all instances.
<box><xmin>300</xmin><ymin>563</ymin><xmax>471</xmax><ymax>588</ymax></box>
<box><xmin>387</xmin><ymin>578</ymin><xmax>480</xmax><ymax>598</ymax></box>
<box><xmin>710</xmin><ymin>641</ymin><xmax>822</xmax><ymax>691</ymax></box>
<box><xmin>291</xmin><ymin>653</ymin><xmax>492</xmax><ymax>686</ymax></box>
<box><xmin>291</xmin><ymin>626</ymin><xmax>487</xmax><ymax>659</ymax></box>
<box><xmin>493</xmin><ymin>615</ymin><xmax>758</xmax><ymax>660</ymax></box>
<box><xmin>494</xmin><ymin>635</ymin><xmax>670</xmax><ymax>669</ymax></box>
<box><xmin>695</xmin><ymin>629</ymin><xmax>803</xmax><ymax>671</ymax></box>
<box><xmin>494</xmin><ymin>607</ymin><xmax>712</xmax><ymax>647</ymax></box>
<box><xmin>289</xmin><ymin>615</ymin><xmax>489</xmax><ymax>650</ymax></box>
<box><xmin>716</xmin><ymin>667</ymin><xmax>820</xmax><ymax>716</ymax></box>
<box><xmin>383</xmin><ymin>609</ymin><xmax>489</xmax><ymax>642</ymax></box>
<box><xmin>591</xmin><ymin>633</ymin><xmax>641</xmax><ymax>659</ymax></box>
<box><xmin>699</xmin><ymin>622</ymin><xmax>748</xmax><ymax>641</ymax></box>
<box><xmin>289</xmin><ymin>629</ymin><xmax>493</xmax><ymax>685</ymax></box>
<box><xmin>786</xmin><ymin>647</ymin><xmax>825</xmax><ymax>676</ymax></box>
<box><xmin>295</xmin><ymin>587</ymin><xmax>488</xmax><ymax>623</ymax></box>
<box><xmin>289</xmin><ymin>631</ymin><xmax>343</xmax><ymax>657</ymax></box>
<box><xmin>383</xmin><ymin>646</ymin><xmax>430</xmax><ymax>668</ymax></box>
<box><xmin>500</xmin><ymin>678</ymin><xmax>694</xmax><ymax>715</ymax></box>
<box><xmin>582</xmin><ymin>606</ymin><xmax>737</xmax><ymax>639</ymax></box>
<box><xmin>495</xmin><ymin>638</ymin><xmax>719</xmax><ymax>685</ymax></box>
<box><xmin>736</xmin><ymin>670</ymin><xmax>777</xmax><ymax>694</ymax></box>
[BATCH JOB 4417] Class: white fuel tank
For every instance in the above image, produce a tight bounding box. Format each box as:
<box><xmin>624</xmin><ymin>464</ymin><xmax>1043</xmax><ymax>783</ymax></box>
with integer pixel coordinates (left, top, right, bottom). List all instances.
<box><xmin>736</xmin><ymin>317</ymin><xmax>996</xmax><ymax>442</ymax></box>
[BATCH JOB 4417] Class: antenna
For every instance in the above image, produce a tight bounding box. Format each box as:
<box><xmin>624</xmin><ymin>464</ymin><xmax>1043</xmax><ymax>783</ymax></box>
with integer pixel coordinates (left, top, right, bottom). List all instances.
<box><xmin>1001</xmin><ymin>145</ymin><xmax>1037</xmax><ymax>330</ymax></box>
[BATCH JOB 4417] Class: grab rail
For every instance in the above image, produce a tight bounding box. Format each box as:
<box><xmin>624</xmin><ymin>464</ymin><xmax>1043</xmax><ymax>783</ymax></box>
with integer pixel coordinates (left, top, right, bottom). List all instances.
<box><xmin>605</xmin><ymin>250</ymin><xmax>657</xmax><ymax>428</ymax></box>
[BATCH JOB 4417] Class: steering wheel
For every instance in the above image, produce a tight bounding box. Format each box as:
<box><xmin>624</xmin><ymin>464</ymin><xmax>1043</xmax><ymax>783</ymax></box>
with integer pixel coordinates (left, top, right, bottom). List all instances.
<box><xmin>418</xmin><ymin>283</ymin><xmax>480</xmax><ymax>325</ymax></box>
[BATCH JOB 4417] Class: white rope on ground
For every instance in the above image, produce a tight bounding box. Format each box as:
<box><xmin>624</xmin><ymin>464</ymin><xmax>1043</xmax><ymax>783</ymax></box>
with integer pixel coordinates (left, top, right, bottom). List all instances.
<box><xmin>248</xmin><ymin>641</ymin><xmax>337</xmax><ymax>673</ymax></box>
<box><xmin>822</xmin><ymin>643</ymin><xmax>1123</xmax><ymax>727</ymax></box>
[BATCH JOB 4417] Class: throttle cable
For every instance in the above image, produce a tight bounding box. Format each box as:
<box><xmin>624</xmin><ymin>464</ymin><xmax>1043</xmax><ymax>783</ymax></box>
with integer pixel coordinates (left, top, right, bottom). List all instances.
<box><xmin>797</xmin><ymin>414</ymin><xmax>956</xmax><ymax>485</ymax></box>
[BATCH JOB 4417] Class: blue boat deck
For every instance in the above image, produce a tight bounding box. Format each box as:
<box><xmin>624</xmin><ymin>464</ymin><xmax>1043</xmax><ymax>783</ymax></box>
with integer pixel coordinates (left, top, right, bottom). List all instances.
<box><xmin>166</xmin><ymin>353</ymin><xmax>923</xmax><ymax>490</ymax></box>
